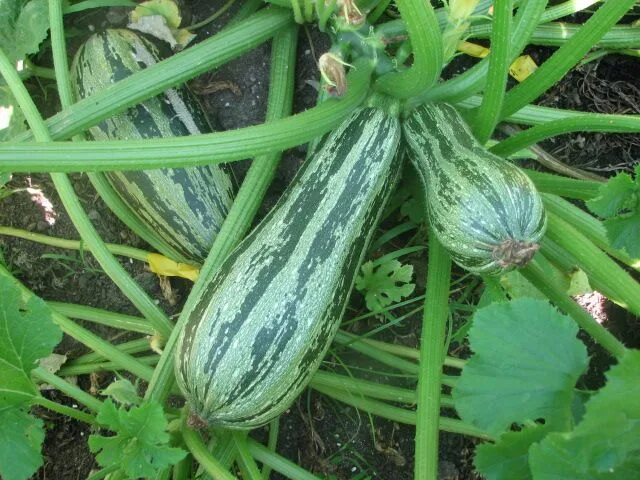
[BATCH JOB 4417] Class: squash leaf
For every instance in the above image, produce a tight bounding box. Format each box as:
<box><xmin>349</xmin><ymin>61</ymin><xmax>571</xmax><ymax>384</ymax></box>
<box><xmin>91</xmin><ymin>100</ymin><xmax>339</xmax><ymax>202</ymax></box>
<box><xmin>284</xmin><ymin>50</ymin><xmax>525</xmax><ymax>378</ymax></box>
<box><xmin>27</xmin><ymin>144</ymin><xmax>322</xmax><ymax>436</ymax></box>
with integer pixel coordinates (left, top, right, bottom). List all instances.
<box><xmin>89</xmin><ymin>399</ymin><xmax>186</xmax><ymax>478</ymax></box>
<box><xmin>474</xmin><ymin>424</ymin><xmax>551</xmax><ymax>480</ymax></box>
<box><xmin>0</xmin><ymin>406</ymin><xmax>45</xmax><ymax>480</ymax></box>
<box><xmin>355</xmin><ymin>259</ymin><xmax>415</xmax><ymax>313</ymax></box>
<box><xmin>529</xmin><ymin>350</ymin><xmax>640</xmax><ymax>478</ymax></box>
<box><xmin>0</xmin><ymin>0</ymin><xmax>50</xmax><ymax>62</ymax></box>
<box><xmin>587</xmin><ymin>165</ymin><xmax>640</xmax><ymax>258</ymax></box>
<box><xmin>0</xmin><ymin>271</ymin><xmax>62</xmax><ymax>406</ymax></box>
<box><xmin>452</xmin><ymin>298</ymin><xmax>589</xmax><ymax>436</ymax></box>
<box><xmin>0</xmin><ymin>271</ymin><xmax>61</xmax><ymax>480</ymax></box>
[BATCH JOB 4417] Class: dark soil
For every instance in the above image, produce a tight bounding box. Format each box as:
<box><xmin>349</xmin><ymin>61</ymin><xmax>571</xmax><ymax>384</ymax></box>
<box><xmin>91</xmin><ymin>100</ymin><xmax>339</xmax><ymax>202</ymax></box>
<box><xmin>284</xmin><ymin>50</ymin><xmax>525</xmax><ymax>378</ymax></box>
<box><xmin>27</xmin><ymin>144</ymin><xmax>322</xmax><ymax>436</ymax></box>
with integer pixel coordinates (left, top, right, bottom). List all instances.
<box><xmin>1</xmin><ymin>2</ymin><xmax>638</xmax><ymax>479</ymax></box>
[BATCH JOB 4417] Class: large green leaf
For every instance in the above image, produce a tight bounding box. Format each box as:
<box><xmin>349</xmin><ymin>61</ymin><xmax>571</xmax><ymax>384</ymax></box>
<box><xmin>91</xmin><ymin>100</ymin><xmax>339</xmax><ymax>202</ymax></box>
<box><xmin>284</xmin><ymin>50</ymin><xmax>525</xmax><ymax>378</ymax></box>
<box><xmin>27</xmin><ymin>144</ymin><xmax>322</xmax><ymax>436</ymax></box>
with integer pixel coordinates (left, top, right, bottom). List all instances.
<box><xmin>0</xmin><ymin>0</ymin><xmax>50</xmax><ymax>62</ymax></box>
<box><xmin>453</xmin><ymin>298</ymin><xmax>589</xmax><ymax>436</ymax></box>
<box><xmin>529</xmin><ymin>350</ymin><xmax>640</xmax><ymax>479</ymax></box>
<box><xmin>0</xmin><ymin>272</ymin><xmax>62</xmax><ymax>406</ymax></box>
<box><xmin>475</xmin><ymin>424</ymin><xmax>550</xmax><ymax>480</ymax></box>
<box><xmin>0</xmin><ymin>406</ymin><xmax>45</xmax><ymax>480</ymax></box>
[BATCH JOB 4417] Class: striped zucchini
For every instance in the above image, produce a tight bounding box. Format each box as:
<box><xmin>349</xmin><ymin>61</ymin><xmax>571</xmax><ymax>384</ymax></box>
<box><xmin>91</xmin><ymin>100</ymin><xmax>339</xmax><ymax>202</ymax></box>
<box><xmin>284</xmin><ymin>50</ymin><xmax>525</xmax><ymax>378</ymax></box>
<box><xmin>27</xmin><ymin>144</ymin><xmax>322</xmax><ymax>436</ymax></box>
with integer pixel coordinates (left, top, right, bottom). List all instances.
<box><xmin>175</xmin><ymin>107</ymin><xmax>401</xmax><ymax>428</ymax></box>
<box><xmin>71</xmin><ymin>29</ymin><xmax>234</xmax><ymax>262</ymax></box>
<box><xmin>404</xmin><ymin>103</ymin><xmax>546</xmax><ymax>274</ymax></box>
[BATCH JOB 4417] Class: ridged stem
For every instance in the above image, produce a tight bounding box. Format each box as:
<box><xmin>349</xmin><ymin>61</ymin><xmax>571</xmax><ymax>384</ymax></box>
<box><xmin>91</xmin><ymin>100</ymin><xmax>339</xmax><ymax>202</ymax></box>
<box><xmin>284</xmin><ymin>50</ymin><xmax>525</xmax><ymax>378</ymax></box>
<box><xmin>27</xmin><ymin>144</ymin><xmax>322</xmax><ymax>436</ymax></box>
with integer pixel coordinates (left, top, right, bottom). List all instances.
<box><xmin>524</xmin><ymin>170</ymin><xmax>600</xmax><ymax>201</ymax></box>
<box><xmin>311</xmin><ymin>370</ymin><xmax>455</xmax><ymax>408</ymax></box>
<box><xmin>0</xmin><ymin>226</ymin><xmax>150</xmax><ymax>262</ymax></box>
<box><xmin>247</xmin><ymin>439</ymin><xmax>322</xmax><ymax>480</ymax></box>
<box><xmin>31</xmin><ymin>396</ymin><xmax>97</xmax><ymax>425</ymax></box>
<box><xmin>182</xmin><ymin>428</ymin><xmax>237</xmax><ymax>480</ymax></box>
<box><xmin>313</xmin><ymin>385</ymin><xmax>491</xmax><ymax>440</ymax></box>
<box><xmin>545</xmin><ymin>212</ymin><xmax>640</xmax><ymax>317</ymax></box>
<box><xmin>490</xmin><ymin>115</ymin><xmax>640</xmax><ymax>158</ymax></box>
<box><xmin>499</xmin><ymin>0</ymin><xmax>637</xmax><ymax>119</ymax></box>
<box><xmin>374</xmin><ymin>0</ymin><xmax>443</xmax><ymax>98</ymax></box>
<box><xmin>32</xmin><ymin>366</ymin><xmax>103</xmax><ymax>411</ymax></box>
<box><xmin>232</xmin><ymin>432</ymin><xmax>263</xmax><ymax>480</ymax></box>
<box><xmin>14</xmin><ymin>9</ymin><xmax>292</xmax><ymax>142</ymax></box>
<box><xmin>415</xmin><ymin>232</ymin><xmax>452</xmax><ymax>480</ymax></box>
<box><xmin>407</xmin><ymin>0</ymin><xmax>548</xmax><ymax>107</ymax></box>
<box><xmin>143</xmin><ymin>25</ymin><xmax>303</xmax><ymax>404</ymax></box>
<box><xmin>48</xmin><ymin>301</ymin><xmax>154</xmax><ymax>334</ymax></box>
<box><xmin>542</xmin><ymin>194</ymin><xmax>640</xmax><ymax>271</ymax></box>
<box><xmin>0</xmin><ymin>61</ymin><xmax>373</xmax><ymax>172</ymax></box>
<box><xmin>261</xmin><ymin>419</ymin><xmax>280</xmax><ymax>479</ymax></box>
<box><xmin>471</xmin><ymin>0</ymin><xmax>513</xmax><ymax>144</ymax></box>
<box><xmin>521</xmin><ymin>258</ymin><xmax>627</xmax><ymax>358</ymax></box>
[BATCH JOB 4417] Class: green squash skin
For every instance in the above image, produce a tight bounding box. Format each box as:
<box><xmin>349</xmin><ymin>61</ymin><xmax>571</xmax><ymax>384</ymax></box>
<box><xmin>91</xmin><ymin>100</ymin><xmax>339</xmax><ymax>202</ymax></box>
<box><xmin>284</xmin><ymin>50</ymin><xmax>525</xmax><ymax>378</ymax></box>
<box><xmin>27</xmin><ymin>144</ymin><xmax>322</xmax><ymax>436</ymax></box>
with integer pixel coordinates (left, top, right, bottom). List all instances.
<box><xmin>403</xmin><ymin>103</ymin><xmax>546</xmax><ymax>274</ymax></box>
<box><xmin>71</xmin><ymin>29</ymin><xmax>234</xmax><ymax>262</ymax></box>
<box><xmin>175</xmin><ymin>107</ymin><xmax>401</xmax><ymax>429</ymax></box>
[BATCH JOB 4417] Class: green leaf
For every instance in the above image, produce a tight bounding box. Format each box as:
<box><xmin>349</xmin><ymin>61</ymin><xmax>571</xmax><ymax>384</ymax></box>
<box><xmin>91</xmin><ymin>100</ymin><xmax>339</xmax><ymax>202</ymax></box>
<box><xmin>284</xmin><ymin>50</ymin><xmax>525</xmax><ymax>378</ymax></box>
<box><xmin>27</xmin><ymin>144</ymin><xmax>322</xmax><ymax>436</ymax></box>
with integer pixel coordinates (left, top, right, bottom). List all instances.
<box><xmin>89</xmin><ymin>399</ymin><xmax>187</xmax><ymax>478</ymax></box>
<box><xmin>586</xmin><ymin>168</ymin><xmax>638</xmax><ymax>219</ymax></box>
<box><xmin>101</xmin><ymin>378</ymin><xmax>142</xmax><ymax>406</ymax></box>
<box><xmin>0</xmin><ymin>406</ymin><xmax>45</xmax><ymax>480</ymax></box>
<box><xmin>355</xmin><ymin>259</ymin><xmax>415</xmax><ymax>312</ymax></box>
<box><xmin>587</xmin><ymin>166</ymin><xmax>640</xmax><ymax>257</ymax></box>
<box><xmin>0</xmin><ymin>272</ymin><xmax>62</xmax><ymax>406</ymax></box>
<box><xmin>0</xmin><ymin>0</ymin><xmax>50</xmax><ymax>62</ymax></box>
<box><xmin>1</xmin><ymin>86</ymin><xmax>27</xmax><ymax>141</ymax></box>
<box><xmin>603</xmin><ymin>210</ymin><xmax>640</xmax><ymax>259</ymax></box>
<box><xmin>475</xmin><ymin>424</ymin><xmax>550</xmax><ymax>480</ymax></box>
<box><xmin>452</xmin><ymin>298</ymin><xmax>589</xmax><ymax>436</ymax></box>
<box><xmin>529</xmin><ymin>350</ymin><xmax>640</xmax><ymax>479</ymax></box>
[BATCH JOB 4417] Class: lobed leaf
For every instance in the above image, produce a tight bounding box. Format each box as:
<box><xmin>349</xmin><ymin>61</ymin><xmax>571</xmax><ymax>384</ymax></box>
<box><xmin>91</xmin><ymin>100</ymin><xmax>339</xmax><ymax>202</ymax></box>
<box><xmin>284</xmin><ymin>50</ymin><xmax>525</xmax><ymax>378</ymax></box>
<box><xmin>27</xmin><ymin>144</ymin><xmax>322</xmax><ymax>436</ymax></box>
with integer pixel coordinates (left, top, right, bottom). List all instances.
<box><xmin>529</xmin><ymin>350</ymin><xmax>640</xmax><ymax>479</ymax></box>
<box><xmin>89</xmin><ymin>399</ymin><xmax>187</xmax><ymax>478</ymax></box>
<box><xmin>0</xmin><ymin>406</ymin><xmax>45</xmax><ymax>480</ymax></box>
<box><xmin>453</xmin><ymin>298</ymin><xmax>589</xmax><ymax>436</ymax></box>
<box><xmin>0</xmin><ymin>272</ymin><xmax>62</xmax><ymax>406</ymax></box>
<box><xmin>355</xmin><ymin>259</ymin><xmax>416</xmax><ymax>312</ymax></box>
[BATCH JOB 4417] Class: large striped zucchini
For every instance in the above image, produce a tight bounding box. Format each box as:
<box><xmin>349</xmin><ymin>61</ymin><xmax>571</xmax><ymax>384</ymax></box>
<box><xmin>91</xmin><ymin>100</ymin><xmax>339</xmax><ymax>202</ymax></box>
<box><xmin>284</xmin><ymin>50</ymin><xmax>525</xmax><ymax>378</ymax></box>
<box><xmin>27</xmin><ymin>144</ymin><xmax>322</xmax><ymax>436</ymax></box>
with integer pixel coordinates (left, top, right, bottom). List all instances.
<box><xmin>71</xmin><ymin>29</ymin><xmax>234</xmax><ymax>262</ymax></box>
<box><xmin>403</xmin><ymin>103</ymin><xmax>546</xmax><ymax>274</ymax></box>
<box><xmin>175</xmin><ymin>107</ymin><xmax>401</xmax><ymax>428</ymax></box>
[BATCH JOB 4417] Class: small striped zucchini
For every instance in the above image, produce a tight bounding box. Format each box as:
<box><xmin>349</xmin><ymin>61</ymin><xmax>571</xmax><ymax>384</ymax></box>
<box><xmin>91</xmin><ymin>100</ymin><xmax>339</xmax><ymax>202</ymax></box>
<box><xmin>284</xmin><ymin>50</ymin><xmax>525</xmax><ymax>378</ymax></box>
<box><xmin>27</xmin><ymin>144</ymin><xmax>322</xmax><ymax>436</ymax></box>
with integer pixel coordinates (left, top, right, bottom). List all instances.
<box><xmin>403</xmin><ymin>102</ymin><xmax>546</xmax><ymax>274</ymax></box>
<box><xmin>175</xmin><ymin>107</ymin><xmax>401</xmax><ymax>428</ymax></box>
<box><xmin>71</xmin><ymin>29</ymin><xmax>234</xmax><ymax>262</ymax></box>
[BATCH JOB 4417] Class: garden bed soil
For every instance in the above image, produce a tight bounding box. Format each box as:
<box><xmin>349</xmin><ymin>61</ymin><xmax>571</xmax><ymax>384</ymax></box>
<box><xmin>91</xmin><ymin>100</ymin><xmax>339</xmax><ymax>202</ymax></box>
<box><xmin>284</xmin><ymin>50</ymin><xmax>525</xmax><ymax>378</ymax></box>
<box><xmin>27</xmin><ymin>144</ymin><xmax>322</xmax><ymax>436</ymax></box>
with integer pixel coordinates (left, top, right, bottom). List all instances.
<box><xmin>1</xmin><ymin>2</ymin><xmax>639</xmax><ymax>479</ymax></box>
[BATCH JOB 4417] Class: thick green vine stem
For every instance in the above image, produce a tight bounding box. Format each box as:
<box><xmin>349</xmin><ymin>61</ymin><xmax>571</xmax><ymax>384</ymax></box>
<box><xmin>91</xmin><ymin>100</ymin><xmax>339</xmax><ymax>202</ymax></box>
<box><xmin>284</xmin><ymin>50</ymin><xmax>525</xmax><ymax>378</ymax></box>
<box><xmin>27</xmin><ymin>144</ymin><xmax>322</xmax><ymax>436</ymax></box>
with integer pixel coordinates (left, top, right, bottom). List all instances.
<box><xmin>490</xmin><ymin>115</ymin><xmax>640</xmax><ymax>158</ymax></box>
<box><xmin>545</xmin><ymin>211</ymin><xmax>640</xmax><ymax>317</ymax></box>
<box><xmin>521</xmin><ymin>258</ymin><xmax>627</xmax><ymax>359</ymax></box>
<box><xmin>499</xmin><ymin>0</ymin><xmax>637</xmax><ymax>119</ymax></box>
<box><xmin>144</xmin><ymin>25</ymin><xmax>302</xmax><ymax>404</ymax></box>
<box><xmin>0</xmin><ymin>60</ymin><xmax>374</xmax><ymax>172</ymax></box>
<box><xmin>471</xmin><ymin>0</ymin><xmax>513</xmax><ymax>144</ymax></box>
<box><xmin>541</xmin><ymin>194</ymin><xmax>640</xmax><ymax>271</ymax></box>
<box><xmin>415</xmin><ymin>230</ymin><xmax>452</xmax><ymax>480</ymax></box>
<box><xmin>374</xmin><ymin>0</ymin><xmax>443</xmax><ymax>98</ymax></box>
<box><xmin>14</xmin><ymin>8</ymin><xmax>292</xmax><ymax>142</ymax></box>
<box><xmin>524</xmin><ymin>170</ymin><xmax>600</xmax><ymax>201</ymax></box>
<box><xmin>407</xmin><ymin>0</ymin><xmax>548</xmax><ymax>108</ymax></box>
<box><xmin>0</xmin><ymin>226</ymin><xmax>150</xmax><ymax>262</ymax></box>
<box><xmin>182</xmin><ymin>427</ymin><xmax>237</xmax><ymax>480</ymax></box>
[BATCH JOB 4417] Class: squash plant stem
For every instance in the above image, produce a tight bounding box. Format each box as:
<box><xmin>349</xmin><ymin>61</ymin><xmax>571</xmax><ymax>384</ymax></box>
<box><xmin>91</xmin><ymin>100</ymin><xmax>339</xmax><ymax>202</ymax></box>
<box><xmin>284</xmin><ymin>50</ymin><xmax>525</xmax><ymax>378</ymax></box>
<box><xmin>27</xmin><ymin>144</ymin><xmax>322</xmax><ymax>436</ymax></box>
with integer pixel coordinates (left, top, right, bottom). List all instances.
<box><xmin>521</xmin><ymin>258</ymin><xmax>627</xmax><ymax>358</ymax></box>
<box><xmin>414</xmin><ymin>231</ymin><xmax>452</xmax><ymax>480</ymax></box>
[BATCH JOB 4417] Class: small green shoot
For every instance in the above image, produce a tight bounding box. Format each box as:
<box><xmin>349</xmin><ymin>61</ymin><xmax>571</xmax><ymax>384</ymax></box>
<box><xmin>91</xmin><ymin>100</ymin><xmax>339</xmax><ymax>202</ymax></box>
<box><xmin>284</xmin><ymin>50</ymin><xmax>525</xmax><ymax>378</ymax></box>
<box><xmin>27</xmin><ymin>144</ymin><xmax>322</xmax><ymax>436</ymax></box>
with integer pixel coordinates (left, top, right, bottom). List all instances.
<box><xmin>88</xmin><ymin>399</ymin><xmax>186</xmax><ymax>478</ymax></box>
<box><xmin>587</xmin><ymin>164</ymin><xmax>640</xmax><ymax>257</ymax></box>
<box><xmin>101</xmin><ymin>378</ymin><xmax>142</xmax><ymax>406</ymax></box>
<box><xmin>355</xmin><ymin>259</ymin><xmax>415</xmax><ymax>313</ymax></box>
